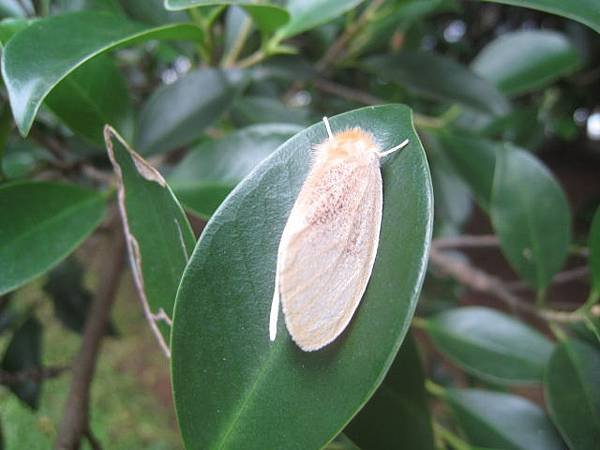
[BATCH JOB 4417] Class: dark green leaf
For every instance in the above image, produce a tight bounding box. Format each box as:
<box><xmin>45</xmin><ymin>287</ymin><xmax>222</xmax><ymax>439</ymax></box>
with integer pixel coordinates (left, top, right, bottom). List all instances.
<box><xmin>364</xmin><ymin>52</ymin><xmax>510</xmax><ymax>116</ymax></box>
<box><xmin>471</xmin><ymin>30</ymin><xmax>582</xmax><ymax>96</ymax></box>
<box><xmin>121</xmin><ymin>0</ymin><xmax>188</xmax><ymax>25</ymax></box>
<box><xmin>446</xmin><ymin>388</ymin><xmax>563</xmax><ymax>450</ymax></box>
<box><xmin>45</xmin><ymin>54</ymin><xmax>134</xmax><ymax>146</ymax></box>
<box><xmin>277</xmin><ymin>0</ymin><xmax>365</xmax><ymax>39</ymax></box>
<box><xmin>164</xmin><ymin>1</ymin><xmax>290</xmax><ymax>33</ymax></box>
<box><xmin>545</xmin><ymin>338</ymin><xmax>600</xmax><ymax>450</ymax></box>
<box><xmin>171</xmin><ymin>104</ymin><xmax>433</xmax><ymax>449</ymax></box>
<box><xmin>436</xmin><ymin>131</ymin><xmax>497</xmax><ymax>210</ymax></box>
<box><xmin>0</xmin><ymin>181</ymin><xmax>105</xmax><ymax>295</ymax></box>
<box><xmin>473</xmin><ymin>0</ymin><xmax>600</xmax><ymax>34</ymax></box>
<box><xmin>43</xmin><ymin>258</ymin><xmax>117</xmax><ymax>336</ymax></box>
<box><xmin>425</xmin><ymin>306</ymin><xmax>554</xmax><ymax>384</ymax></box>
<box><xmin>1</xmin><ymin>316</ymin><xmax>42</xmax><ymax>409</ymax></box>
<box><xmin>232</xmin><ymin>96</ymin><xmax>311</xmax><ymax>126</ymax></box>
<box><xmin>169</xmin><ymin>123</ymin><xmax>303</xmax><ymax>218</ymax></box>
<box><xmin>490</xmin><ymin>145</ymin><xmax>571</xmax><ymax>289</ymax></box>
<box><xmin>345</xmin><ymin>334</ymin><xmax>434</xmax><ymax>450</ymax></box>
<box><xmin>105</xmin><ymin>126</ymin><xmax>195</xmax><ymax>352</ymax></box>
<box><xmin>135</xmin><ymin>68</ymin><xmax>237</xmax><ymax>155</ymax></box>
<box><xmin>1</xmin><ymin>11</ymin><xmax>203</xmax><ymax>136</ymax></box>
<box><xmin>589</xmin><ymin>206</ymin><xmax>600</xmax><ymax>299</ymax></box>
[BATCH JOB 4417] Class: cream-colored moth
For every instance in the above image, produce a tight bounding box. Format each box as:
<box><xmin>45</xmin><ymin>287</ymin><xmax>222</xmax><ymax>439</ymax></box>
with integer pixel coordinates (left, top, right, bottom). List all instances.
<box><xmin>269</xmin><ymin>116</ymin><xmax>409</xmax><ymax>351</ymax></box>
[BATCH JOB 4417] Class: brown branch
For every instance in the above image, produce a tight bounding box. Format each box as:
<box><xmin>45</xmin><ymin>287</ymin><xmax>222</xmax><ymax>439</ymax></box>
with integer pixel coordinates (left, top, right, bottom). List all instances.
<box><xmin>0</xmin><ymin>365</ymin><xmax>69</xmax><ymax>386</ymax></box>
<box><xmin>313</xmin><ymin>78</ymin><xmax>381</xmax><ymax>105</ymax></box>
<box><xmin>55</xmin><ymin>230</ymin><xmax>125</xmax><ymax>450</ymax></box>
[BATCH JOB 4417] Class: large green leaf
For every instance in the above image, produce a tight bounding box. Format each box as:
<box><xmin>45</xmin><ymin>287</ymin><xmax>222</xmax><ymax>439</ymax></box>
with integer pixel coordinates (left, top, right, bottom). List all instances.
<box><xmin>277</xmin><ymin>0</ymin><xmax>365</xmax><ymax>39</ymax></box>
<box><xmin>425</xmin><ymin>307</ymin><xmax>554</xmax><ymax>385</ymax></box>
<box><xmin>164</xmin><ymin>1</ymin><xmax>290</xmax><ymax>33</ymax></box>
<box><xmin>45</xmin><ymin>54</ymin><xmax>134</xmax><ymax>146</ymax></box>
<box><xmin>344</xmin><ymin>334</ymin><xmax>434</xmax><ymax>450</ymax></box>
<box><xmin>545</xmin><ymin>339</ymin><xmax>600</xmax><ymax>450</ymax></box>
<box><xmin>134</xmin><ymin>68</ymin><xmax>237</xmax><ymax>155</ymax></box>
<box><xmin>105</xmin><ymin>127</ymin><xmax>195</xmax><ymax>354</ymax></box>
<box><xmin>446</xmin><ymin>388</ymin><xmax>563</xmax><ymax>450</ymax></box>
<box><xmin>0</xmin><ymin>181</ymin><xmax>105</xmax><ymax>295</ymax></box>
<box><xmin>474</xmin><ymin>0</ymin><xmax>600</xmax><ymax>34</ymax></box>
<box><xmin>1</xmin><ymin>11</ymin><xmax>203</xmax><ymax>136</ymax></box>
<box><xmin>364</xmin><ymin>52</ymin><xmax>510</xmax><ymax>116</ymax></box>
<box><xmin>590</xmin><ymin>206</ymin><xmax>600</xmax><ymax>300</ymax></box>
<box><xmin>1</xmin><ymin>316</ymin><xmax>42</xmax><ymax>410</ymax></box>
<box><xmin>471</xmin><ymin>30</ymin><xmax>582</xmax><ymax>96</ymax></box>
<box><xmin>169</xmin><ymin>123</ymin><xmax>303</xmax><ymax>218</ymax></box>
<box><xmin>171</xmin><ymin>104</ymin><xmax>433</xmax><ymax>449</ymax></box>
<box><xmin>490</xmin><ymin>145</ymin><xmax>571</xmax><ymax>289</ymax></box>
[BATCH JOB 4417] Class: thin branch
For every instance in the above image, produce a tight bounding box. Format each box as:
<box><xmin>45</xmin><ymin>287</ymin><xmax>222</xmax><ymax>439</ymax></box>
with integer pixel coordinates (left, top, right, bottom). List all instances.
<box><xmin>432</xmin><ymin>234</ymin><xmax>499</xmax><ymax>249</ymax></box>
<box><xmin>55</xmin><ymin>228</ymin><xmax>125</xmax><ymax>450</ymax></box>
<box><xmin>0</xmin><ymin>365</ymin><xmax>69</xmax><ymax>386</ymax></box>
<box><xmin>506</xmin><ymin>266</ymin><xmax>589</xmax><ymax>291</ymax></box>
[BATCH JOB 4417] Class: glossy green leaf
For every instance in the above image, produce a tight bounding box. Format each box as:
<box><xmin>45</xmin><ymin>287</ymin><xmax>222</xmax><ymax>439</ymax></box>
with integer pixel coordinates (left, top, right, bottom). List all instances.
<box><xmin>105</xmin><ymin>126</ymin><xmax>195</xmax><ymax>353</ymax></box>
<box><xmin>169</xmin><ymin>123</ymin><xmax>303</xmax><ymax>218</ymax></box>
<box><xmin>45</xmin><ymin>54</ymin><xmax>134</xmax><ymax>146</ymax></box>
<box><xmin>364</xmin><ymin>52</ymin><xmax>510</xmax><ymax>116</ymax></box>
<box><xmin>171</xmin><ymin>104</ymin><xmax>433</xmax><ymax>449</ymax></box>
<box><xmin>425</xmin><ymin>307</ymin><xmax>553</xmax><ymax>384</ymax></box>
<box><xmin>446</xmin><ymin>388</ymin><xmax>563</xmax><ymax>450</ymax></box>
<box><xmin>0</xmin><ymin>18</ymin><xmax>33</xmax><ymax>45</ymax></box>
<box><xmin>0</xmin><ymin>181</ymin><xmax>105</xmax><ymax>295</ymax></box>
<box><xmin>436</xmin><ymin>131</ymin><xmax>497</xmax><ymax>210</ymax></box>
<box><xmin>277</xmin><ymin>0</ymin><xmax>365</xmax><ymax>39</ymax></box>
<box><xmin>473</xmin><ymin>0</ymin><xmax>600</xmax><ymax>34</ymax></box>
<box><xmin>545</xmin><ymin>339</ymin><xmax>600</xmax><ymax>449</ymax></box>
<box><xmin>164</xmin><ymin>1</ymin><xmax>290</xmax><ymax>33</ymax></box>
<box><xmin>135</xmin><ymin>68</ymin><xmax>237</xmax><ymax>155</ymax></box>
<box><xmin>1</xmin><ymin>316</ymin><xmax>42</xmax><ymax>409</ymax></box>
<box><xmin>345</xmin><ymin>334</ymin><xmax>434</xmax><ymax>450</ymax></box>
<box><xmin>589</xmin><ymin>206</ymin><xmax>600</xmax><ymax>299</ymax></box>
<box><xmin>491</xmin><ymin>145</ymin><xmax>571</xmax><ymax>289</ymax></box>
<box><xmin>471</xmin><ymin>30</ymin><xmax>582</xmax><ymax>96</ymax></box>
<box><xmin>1</xmin><ymin>11</ymin><xmax>203</xmax><ymax>137</ymax></box>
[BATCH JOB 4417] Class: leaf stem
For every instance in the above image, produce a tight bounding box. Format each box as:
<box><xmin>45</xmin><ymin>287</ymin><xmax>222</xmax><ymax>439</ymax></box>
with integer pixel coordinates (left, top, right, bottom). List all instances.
<box><xmin>221</xmin><ymin>15</ymin><xmax>254</xmax><ymax>68</ymax></box>
<box><xmin>433</xmin><ymin>422</ymin><xmax>471</xmax><ymax>450</ymax></box>
<box><xmin>425</xmin><ymin>379</ymin><xmax>445</xmax><ymax>398</ymax></box>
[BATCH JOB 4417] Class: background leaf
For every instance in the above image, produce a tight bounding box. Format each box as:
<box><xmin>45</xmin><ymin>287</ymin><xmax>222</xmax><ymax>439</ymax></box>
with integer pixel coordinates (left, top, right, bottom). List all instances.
<box><xmin>471</xmin><ymin>30</ymin><xmax>582</xmax><ymax>96</ymax></box>
<box><xmin>105</xmin><ymin>127</ymin><xmax>195</xmax><ymax>351</ymax></box>
<box><xmin>589</xmin><ymin>206</ymin><xmax>600</xmax><ymax>300</ymax></box>
<box><xmin>169</xmin><ymin>123</ymin><xmax>302</xmax><ymax>218</ymax></box>
<box><xmin>134</xmin><ymin>68</ymin><xmax>237</xmax><ymax>155</ymax></box>
<box><xmin>545</xmin><ymin>338</ymin><xmax>600</xmax><ymax>450</ymax></box>
<box><xmin>425</xmin><ymin>306</ymin><xmax>554</xmax><ymax>385</ymax></box>
<box><xmin>171</xmin><ymin>104</ymin><xmax>433</xmax><ymax>449</ymax></box>
<box><xmin>445</xmin><ymin>388</ymin><xmax>564</xmax><ymax>450</ymax></box>
<box><xmin>0</xmin><ymin>181</ymin><xmax>105</xmax><ymax>295</ymax></box>
<box><xmin>1</xmin><ymin>11</ymin><xmax>203</xmax><ymax>136</ymax></box>
<box><xmin>490</xmin><ymin>145</ymin><xmax>571</xmax><ymax>289</ymax></box>
<box><xmin>344</xmin><ymin>334</ymin><xmax>435</xmax><ymax>450</ymax></box>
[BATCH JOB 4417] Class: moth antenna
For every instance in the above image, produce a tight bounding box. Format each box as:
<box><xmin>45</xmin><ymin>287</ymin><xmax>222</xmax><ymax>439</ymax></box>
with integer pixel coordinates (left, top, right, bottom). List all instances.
<box><xmin>379</xmin><ymin>139</ymin><xmax>409</xmax><ymax>158</ymax></box>
<box><xmin>323</xmin><ymin>116</ymin><xmax>333</xmax><ymax>139</ymax></box>
<box><xmin>269</xmin><ymin>274</ymin><xmax>280</xmax><ymax>342</ymax></box>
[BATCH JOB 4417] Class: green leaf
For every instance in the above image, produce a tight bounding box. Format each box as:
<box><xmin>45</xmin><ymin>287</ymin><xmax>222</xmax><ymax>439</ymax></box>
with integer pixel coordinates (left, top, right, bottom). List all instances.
<box><xmin>1</xmin><ymin>316</ymin><xmax>42</xmax><ymax>410</ymax></box>
<box><xmin>0</xmin><ymin>181</ymin><xmax>105</xmax><ymax>295</ymax></box>
<box><xmin>471</xmin><ymin>30</ymin><xmax>582</xmax><ymax>96</ymax></box>
<box><xmin>232</xmin><ymin>96</ymin><xmax>311</xmax><ymax>126</ymax></box>
<box><xmin>169</xmin><ymin>123</ymin><xmax>303</xmax><ymax>218</ymax></box>
<box><xmin>425</xmin><ymin>306</ymin><xmax>554</xmax><ymax>385</ymax></box>
<box><xmin>171</xmin><ymin>104</ymin><xmax>433</xmax><ymax>449</ymax></box>
<box><xmin>345</xmin><ymin>334</ymin><xmax>434</xmax><ymax>450</ymax></box>
<box><xmin>45</xmin><ymin>54</ymin><xmax>134</xmax><ymax>146</ymax></box>
<box><xmin>545</xmin><ymin>338</ymin><xmax>600</xmax><ymax>450</ymax></box>
<box><xmin>589</xmin><ymin>206</ymin><xmax>600</xmax><ymax>299</ymax></box>
<box><xmin>490</xmin><ymin>145</ymin><xmax>571</xmax><ymax>289</ymax></box>
<box><xmin>473</xmin><ymin>0</ymin><xmax>600</xmax><ymax>34</ymax></box>
<box><xmin>446</xmin><ymin>388</ymin><xmax>564</xmax><ymax>450</ymax></box>
<box><xmin>134</xmin><ymin>68</ymin><xmax>237</xmax><ymax>155</ymax></box>
<box><xmin>121</xmin><ymin>0</ymin><xmax>188</xmax><ymax>25</ymax></box>
<box><xmin>364</xmin><ymin>52</ymin><xmax>510</xmax><ymax>116</ymax></box>
<box><xmin>1</xmin><ymin>11</ymin><xmax>203</xmax><ymax>137</ymax></box>
<box><xmin>277</xmin><ymin>0</ymin><xmax>365</xmax><ymax>39</ymax></box>
<box><xmin>53</xmin><ymin>0</ymin><xmax>124</xmax><ymax>14</ymax></box>
<box><xmin>0</xmin><ymin>18</ymin><xmax>33</xmax><ymax>45</ymax></box>
<box><xmin>164</xmin><ymin>1</ymin><xmax>290</xmax><ymax>33</ymax></box>
<box><xmin>105</xmin><ymin>126</ymin><xmax>195</xmax><ymax>354</ymax></box>
<box><xmin>436</xmin><ymin>131</ymin><xmax>497</xmax><ymax>210</ymax></box>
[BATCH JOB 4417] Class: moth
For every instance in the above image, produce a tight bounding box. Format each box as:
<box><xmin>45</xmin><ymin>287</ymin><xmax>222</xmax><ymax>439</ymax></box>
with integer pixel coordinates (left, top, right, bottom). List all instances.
<box><xmin>269</xmin><ymin>116</ymin><xmax>409</xmax><ymax>351</ymax></box>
